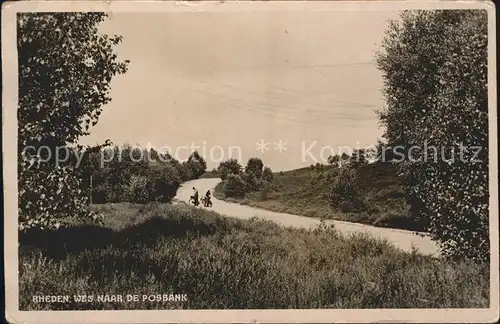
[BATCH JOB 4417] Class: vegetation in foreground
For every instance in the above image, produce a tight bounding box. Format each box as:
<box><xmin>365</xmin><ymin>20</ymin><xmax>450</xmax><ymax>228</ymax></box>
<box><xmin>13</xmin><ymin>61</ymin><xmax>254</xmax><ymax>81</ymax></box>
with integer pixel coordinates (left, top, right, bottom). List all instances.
<box><xmin>19</xmin><ymin>203</ymin><xmax>489</xmax><ymax>310</ymax></box>
<box><xmin>214</xmin><ymin>161</ymin><xmax>424</xmax><ymax>232</ymax></box>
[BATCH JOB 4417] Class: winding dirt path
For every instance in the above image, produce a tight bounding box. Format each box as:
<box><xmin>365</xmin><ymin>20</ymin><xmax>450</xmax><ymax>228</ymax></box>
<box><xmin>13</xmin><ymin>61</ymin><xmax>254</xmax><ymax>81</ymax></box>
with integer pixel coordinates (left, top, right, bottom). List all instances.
<box><xmin>176</xmin><ymin>178</ymin><xmax>440</xmax><ymax>256</ymax></box>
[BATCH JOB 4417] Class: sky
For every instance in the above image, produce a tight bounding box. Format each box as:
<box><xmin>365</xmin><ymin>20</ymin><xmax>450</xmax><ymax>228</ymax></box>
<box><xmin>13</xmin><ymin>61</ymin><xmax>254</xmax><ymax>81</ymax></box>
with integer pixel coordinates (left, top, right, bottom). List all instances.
<box><xmin>79</xmin><ymin>10</ymin><xmax>402</xmax><ymax>171</ymax></box>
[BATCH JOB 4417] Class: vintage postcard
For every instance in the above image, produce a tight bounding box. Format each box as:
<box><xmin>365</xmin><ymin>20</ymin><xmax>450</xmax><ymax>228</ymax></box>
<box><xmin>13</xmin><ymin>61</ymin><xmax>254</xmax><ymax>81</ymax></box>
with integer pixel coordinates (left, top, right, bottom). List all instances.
<box><xmin>2</xmin><ymin>0</ymin><xmax>499</xmax><ymax>323</ymax></box>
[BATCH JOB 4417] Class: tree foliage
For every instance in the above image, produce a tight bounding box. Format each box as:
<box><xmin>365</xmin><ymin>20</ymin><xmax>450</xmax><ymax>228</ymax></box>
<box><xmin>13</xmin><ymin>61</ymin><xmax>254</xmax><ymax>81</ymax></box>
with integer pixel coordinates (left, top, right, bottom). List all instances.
<box><xmin>349</xmin><ymin>149</ymin><xmax>368</xmax><ymax>168</ymax></box>
<box><xmin>217</xmin><ymin>158</ymin><xmax>242</xmax><ymax>180</ymax></box>
<box><xmin>144</xmin><ymin>162</ymin><xmax>182</xmax><ymax>202</ymax></box>
<box><xmin>219</xmin><ymin>158</ymin><xmax>273</xmax><ymax>196</ymax></box>
<box><xmin>374</xmin><ymin>139</ymin><xmax>396</xmax><ymax>163</ymax></box>
<box><xmin>126</xmin><ymin>175</ymin><xmax>150</xmax><ymax>204</ymax></box>
<box><xmin>328</xmin><ymin>168</ymin><xmax>365</xmax><ymax>212</ymax></box>
<box><xmin>245</xmin><ymin>158</ymin><xmax>264</xmax><ymax>179</ymax></box>
<box><xmin>262</xmin><ymin>166</ymin><xmax>274</xmax><ymax>183</ymax></box>
<box><xmin>241</xmin><ymin>172</ymin><xmax>259</xmax><ymax>192</ymax></box>
<box><xmin>376</xmin><ymin>10</ymin><xmax>489</xmax><ymax>262</ymax></box>
<box><xmin>327</xmin><ymin>154</ymin><xmax>340</xmax><ymax>167</ymax></box>
<box><xmin>223</xmin><ymin>174</ymin><xmax>247</xmax><ymax>198</ymax></box>
<box><xmin>185</xmin><ymin>151</ymin><xmax>207</xmax><ymax>179</ymax></box>
<box><xmin>83</xmin><ymin>145</ymin><xmax>192</xmax><ymax>204</ymax></box>
<box><xmin>18</xmin><ymin>13</ymin><xmax>129</xmax><ymax>229</ymax></box>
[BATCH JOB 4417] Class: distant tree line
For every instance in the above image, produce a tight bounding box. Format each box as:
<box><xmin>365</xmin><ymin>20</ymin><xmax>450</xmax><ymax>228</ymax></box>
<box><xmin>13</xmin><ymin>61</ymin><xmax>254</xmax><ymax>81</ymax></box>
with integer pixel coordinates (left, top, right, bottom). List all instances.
<box><xmin>80</xmin><ymin>145</ymin><xmax>207</xmax><ymax>204</ymax></box>
<box><xmin>326</xmin><ymin>148</ymin><xmax>377</xmax><ymax>168</ymax></box>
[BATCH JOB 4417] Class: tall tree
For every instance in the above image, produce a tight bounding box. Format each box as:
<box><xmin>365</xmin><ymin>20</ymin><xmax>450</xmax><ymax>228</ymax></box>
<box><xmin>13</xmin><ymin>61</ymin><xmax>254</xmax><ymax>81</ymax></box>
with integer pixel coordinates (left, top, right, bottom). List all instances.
<box><xmin>186</xmin><ymin>151</ymin><xmax>207</xmax><ymax>179</ymax></box>
<box><xmin>18</xmin><ymin>13</ymin><xmax>129</xmax><ymax>229</ymax></box>
<box><xmin>376</xmin><ymin>10</ymin><xmax>488</xmax><ymax>262</ymax></box>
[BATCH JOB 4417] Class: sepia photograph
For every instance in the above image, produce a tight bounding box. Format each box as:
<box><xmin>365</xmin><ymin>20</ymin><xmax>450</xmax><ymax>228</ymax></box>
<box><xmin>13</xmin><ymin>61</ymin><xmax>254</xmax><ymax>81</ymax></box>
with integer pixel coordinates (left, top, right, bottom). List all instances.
<box><xmin>2</xmin><ymin>0</ymin><xmax>498</xmax><ymax>323</ymax></box>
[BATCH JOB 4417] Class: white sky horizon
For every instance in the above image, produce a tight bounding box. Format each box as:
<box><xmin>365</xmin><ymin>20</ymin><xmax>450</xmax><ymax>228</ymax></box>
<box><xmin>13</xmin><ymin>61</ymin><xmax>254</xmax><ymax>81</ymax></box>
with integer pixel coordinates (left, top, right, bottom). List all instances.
<box><xmin>79</xmin><ymin>10</ymin><xmax>401</xmax><ymax>171</ymax></box>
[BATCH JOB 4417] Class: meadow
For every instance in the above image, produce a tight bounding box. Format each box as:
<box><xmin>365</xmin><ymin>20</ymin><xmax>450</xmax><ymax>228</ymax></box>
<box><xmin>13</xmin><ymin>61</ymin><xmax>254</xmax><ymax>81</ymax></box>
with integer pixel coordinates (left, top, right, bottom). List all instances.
<box><xmin>19</xmin><ymin>202</ymin><xmax>488</xmax><ymax>310</ymax></box>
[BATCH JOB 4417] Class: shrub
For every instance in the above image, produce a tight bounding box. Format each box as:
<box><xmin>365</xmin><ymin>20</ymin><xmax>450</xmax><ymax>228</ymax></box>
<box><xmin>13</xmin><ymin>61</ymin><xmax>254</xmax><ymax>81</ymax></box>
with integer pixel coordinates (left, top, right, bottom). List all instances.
<box><xmin>179</xmin><ymin>162</ymin><xmax>194</xmax><ymax>181</ymax></box>
<box><xmin>18</xmin><ymin>163</ymin><xmax>101</xmax><ymax>230</ymax></box>
<box><xmin>185</xmin><ymin>151</ymin><xmax>207</xmax><ymax>179</ymax></box>
<box><xmin>144</xmin><ymin>165</ymin><xmax>181</xmax><ymax>202</ymax></box>
<box><xmin>241</xmin><ymin>172</ymin><xmax>259</xmax><ymax>192</ymax></box>
<box><xmin>126</xmin><ymin>175</ymin><xmax>150</xmax><ymax>203</ymax></box>
<box><xmin>245</xmin><ymin>158</ymin><xmax>264</xmax><ymax>179</ymax></box>
<box><xmin>160</xmin><ymin>152</ymin><xmax>187</xmax><ymax>181</ymax></box>
<box><xmin>262</xmin><ymin>166</ymin><xmax>274</xmax><ymax>182</ymax></box>
<box><xmin>107</xmin><ymin>185</ymin><xmax>128</xmax><ymax>203</ymax></box>
<box><xmin>217</xmin><ymin>159</ymin><xmax>242</xmax><ymax>180</ymax></box>
<box><xmin>328</xmin><ymin>168</ymin><xmax>366</xmax><ymax>212</ymax></box>
<box><xmin>223</xmin><ymin>174</ymin><xmax>247</xmax><ymax>198</ymax></box>
<box><xmin>328</xmin><ymin>155</ymin><xmax>340</xmax><ymax>167</ymax></box>
<box><xmin>92</xmin><ymin>183</ymin><xmax>109</xmax><ymax>204</ymax></box>
<box><xmin>85</xmin><ymin>145</ymin><xmax>190</xmax><ymax>204</ymax></box>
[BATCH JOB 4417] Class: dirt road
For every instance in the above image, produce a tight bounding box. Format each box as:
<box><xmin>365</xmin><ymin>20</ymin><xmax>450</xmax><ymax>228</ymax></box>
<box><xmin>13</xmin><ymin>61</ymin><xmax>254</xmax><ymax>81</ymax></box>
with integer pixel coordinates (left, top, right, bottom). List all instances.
<box><xmin>176</xmin><ymin>178</ymin><xmax>440</xmax><ymax>256</ymax></box>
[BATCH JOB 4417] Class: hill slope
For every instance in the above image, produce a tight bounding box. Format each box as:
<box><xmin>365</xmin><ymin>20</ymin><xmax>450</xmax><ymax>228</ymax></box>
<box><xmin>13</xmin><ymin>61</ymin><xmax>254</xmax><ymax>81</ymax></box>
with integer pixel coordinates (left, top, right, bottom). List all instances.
<box><xmin>215</xmin><ymin>162</ymin><xmax>424</xmax><ymax>231</ymax></box>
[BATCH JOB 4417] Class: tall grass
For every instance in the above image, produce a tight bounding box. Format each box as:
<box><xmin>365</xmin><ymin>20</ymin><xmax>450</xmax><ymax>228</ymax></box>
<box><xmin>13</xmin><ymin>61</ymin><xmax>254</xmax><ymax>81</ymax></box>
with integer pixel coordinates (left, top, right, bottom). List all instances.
<box><xmin>19</xmin><ymin>203</ymin><xmax>489</xmax><ymax>310</ymax></box>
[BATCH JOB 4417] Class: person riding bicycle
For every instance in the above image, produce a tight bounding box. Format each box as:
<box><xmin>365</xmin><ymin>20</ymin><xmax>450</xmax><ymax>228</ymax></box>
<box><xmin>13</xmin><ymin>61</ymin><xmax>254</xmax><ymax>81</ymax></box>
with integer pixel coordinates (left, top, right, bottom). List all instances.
<box><xmin>203</xmin><ymin>190</ymin><xmax>212</xmax><ymax>207</ymax></box>
<box><xmin>190</xmin><ymin>187</ymin><xmax>199</xmax><ymax>206</ymax></box>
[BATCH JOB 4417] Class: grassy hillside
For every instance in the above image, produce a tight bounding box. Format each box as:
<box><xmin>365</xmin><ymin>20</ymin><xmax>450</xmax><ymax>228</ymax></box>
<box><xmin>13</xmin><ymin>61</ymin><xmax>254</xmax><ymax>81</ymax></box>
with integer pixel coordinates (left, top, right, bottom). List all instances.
<box><xmin>19</xmin><ymin>203</ymin><xmax>488</xmax><ymax>310</ymax></box>
<box><xmin>214</xmin><ymin>162</ymin><xmax>425</xmax><ymax>231</ymax></box>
